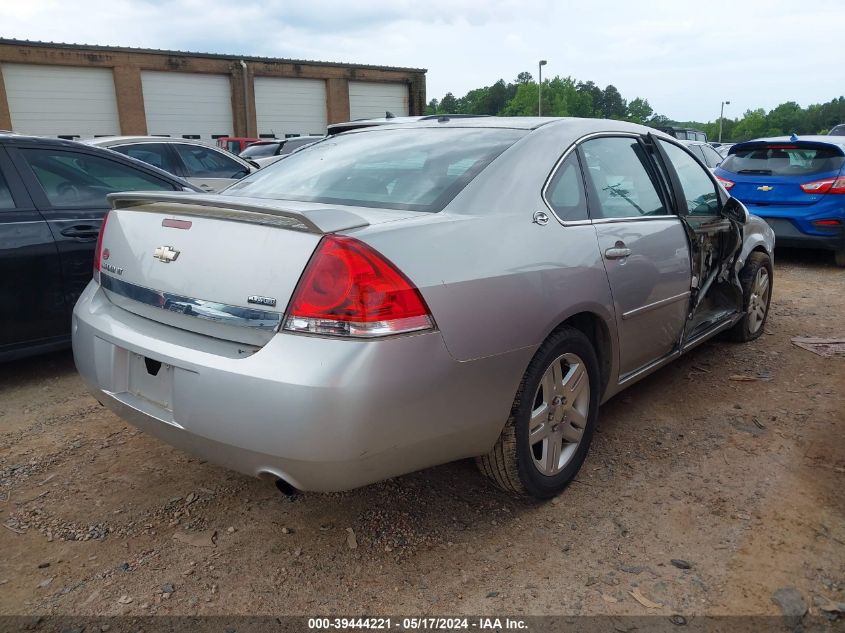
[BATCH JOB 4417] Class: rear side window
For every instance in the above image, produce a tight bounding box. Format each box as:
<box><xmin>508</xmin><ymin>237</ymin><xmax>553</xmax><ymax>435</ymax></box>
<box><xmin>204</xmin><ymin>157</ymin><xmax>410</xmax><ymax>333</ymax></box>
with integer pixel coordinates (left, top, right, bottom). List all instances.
<box><xmin>545</xmin><ymin>153</ymin><xmax>589</xmax><ymax>221</ymax></box>
<box><xmin>224</xmin><ymin>128</ymin><xmax>526</xmax><ymax>213</ymax></box>
<box><xmin>658</xmin><ymin>141</ymin><xmax>720</xmax><ymax>216</ymax></box>
<box><xmin>579</xmin><ymin>136</ymin><xmax>667</xmax><ymax>219</ymax></box>
<box><xmin>173</xmin><ymin>144</ymin><xmax>249</xmax><ymax>179</ymax></box>
<box><xmin>21</xmin><ymin>148</ymin><xmax>176</xmax><ymax>208</ymax></box>
<box><xmin>279</xmin><ymin>138</ymin><xmax>319</xmax><ymax>155</ymax></box>
<box><xmin>721</xmin><ymin>144</ymin><xmax>845</xmax><ymax>176</ymax></box>
<box><xmin>0</xmin><ymin>169</ymin><xmax>14</xmax><ymax>209</ymax></box>
<box><xmin>111</xmin><ymin>143</ymin><xmax>178</xmax><ymax>173</ymax></box>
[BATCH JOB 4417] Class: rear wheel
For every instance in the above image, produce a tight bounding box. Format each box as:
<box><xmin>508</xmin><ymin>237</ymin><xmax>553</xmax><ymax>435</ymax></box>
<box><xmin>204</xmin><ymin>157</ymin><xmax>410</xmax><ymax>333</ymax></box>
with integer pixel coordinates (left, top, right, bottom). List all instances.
<box><xmin>728</xmin><ymin>251</ymin><xmax>773</xmax><ymax>342</ymax></box>
<box><xmin>477</xmin><ymin>327</ymin><xmax>600</xmax><ymax>499</ymax></box>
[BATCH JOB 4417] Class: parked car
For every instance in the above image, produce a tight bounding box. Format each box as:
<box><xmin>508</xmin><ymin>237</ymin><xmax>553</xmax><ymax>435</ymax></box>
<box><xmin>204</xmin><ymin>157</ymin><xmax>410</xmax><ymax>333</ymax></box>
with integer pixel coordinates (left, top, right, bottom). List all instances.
<box><xmin>715</xmin><ymin>143</ymin><xmax>735</xmax><ymax>158</ymax></box>
<box><xmin>680</xmin><ymin>139</ymin><xmax>724</xmax><ymax>170</ymax></box>
<box><xmin>73</xmin><ymin>118</ymin><xmax>774</xmax><ymax>498</ymax></box>
<box><xmin>655</xmin><ymin>126</ymin><xmax>707</xmax><ymax>142</ymax></box>
<box><xmin>238</xmin><ymin>136</ymin><xmax>323</xmax><ymax>168</ymax></box>
<box><xmin>715</xmin><ymin>136</ymin><xmax>845</xmax><ymax>266</ymax></box>
<box><xmin>829</xmin><ymin>124</ymin><xmax>845</xmax><ymax>136</ymax></box>
<box><xmin>216</xmin><ymin>137</ymin><xmax>262</xmax><ymax>154</ymax></box>
<box><xmin>0</xmin><ymin>133</ymin><xmax>199</xmax><ymax>361</ymax></box>
<box><xmin>86</xmin><ymin>137</ymin><xmax>257</xmax><ymax>192</ymax></box>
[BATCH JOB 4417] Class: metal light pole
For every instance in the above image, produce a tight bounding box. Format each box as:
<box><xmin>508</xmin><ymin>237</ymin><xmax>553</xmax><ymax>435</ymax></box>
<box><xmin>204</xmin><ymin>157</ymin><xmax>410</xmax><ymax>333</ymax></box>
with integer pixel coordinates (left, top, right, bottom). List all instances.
<box><xmin>719</xmin><ymin>100</ymin><xmax>731</xmax><ymax>142</ymax></box>
<box><xmin>538</xmin><ymin>60</ymin><xmax>547</xmax><ymax>116</ymax></box>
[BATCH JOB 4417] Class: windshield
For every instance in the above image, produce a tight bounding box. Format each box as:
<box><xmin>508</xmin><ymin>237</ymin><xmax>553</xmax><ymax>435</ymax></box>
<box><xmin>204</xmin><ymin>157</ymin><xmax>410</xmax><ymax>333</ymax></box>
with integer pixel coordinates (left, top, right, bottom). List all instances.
<box><xmin>720</xmin><ymin>143</ymin><xmax>845</xmax><ymax>176</ymax></box>
<box><xmin>240</xmin><ymin>143</ymin><xmax>279</xmax><ymax>158</ymax></box>
<box><xmin>223</xmin><ymin>127</ymin><xmax>526</xmax><ymax>212</ymax></box>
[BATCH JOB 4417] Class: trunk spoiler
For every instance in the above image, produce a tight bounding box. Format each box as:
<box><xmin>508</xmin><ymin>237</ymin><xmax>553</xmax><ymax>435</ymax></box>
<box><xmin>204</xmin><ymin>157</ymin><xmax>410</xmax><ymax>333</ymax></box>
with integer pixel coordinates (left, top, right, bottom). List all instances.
<box><xmin>107</xmin><ymin>192</ymin><xmax>371</xmax><ymax>234</ymax></box>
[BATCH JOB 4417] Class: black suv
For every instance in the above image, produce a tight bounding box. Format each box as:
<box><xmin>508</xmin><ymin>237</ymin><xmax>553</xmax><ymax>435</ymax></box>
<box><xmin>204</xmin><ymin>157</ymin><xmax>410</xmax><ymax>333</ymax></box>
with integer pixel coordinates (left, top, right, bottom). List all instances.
<box><xmin>0</xmin><ymin>134</ymin><xmax>198</xmax><ymax>361</ymax></box>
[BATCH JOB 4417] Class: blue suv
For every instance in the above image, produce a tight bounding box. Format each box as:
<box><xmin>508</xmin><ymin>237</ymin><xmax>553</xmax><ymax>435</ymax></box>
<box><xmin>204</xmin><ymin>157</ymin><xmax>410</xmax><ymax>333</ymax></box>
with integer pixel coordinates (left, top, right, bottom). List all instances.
<box><xmin>714</xmin><ymin>136</ymin><xmax>845</xmax><ymax>266</ymax></box>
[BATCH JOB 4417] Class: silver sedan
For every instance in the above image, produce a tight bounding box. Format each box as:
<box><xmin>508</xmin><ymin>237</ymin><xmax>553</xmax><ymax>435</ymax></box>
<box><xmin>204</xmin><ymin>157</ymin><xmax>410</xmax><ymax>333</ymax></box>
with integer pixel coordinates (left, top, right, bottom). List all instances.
<box><xmin>72</xmin><ymin>117</ymin><xmax>775</xmax><ymax>498</ymax></box>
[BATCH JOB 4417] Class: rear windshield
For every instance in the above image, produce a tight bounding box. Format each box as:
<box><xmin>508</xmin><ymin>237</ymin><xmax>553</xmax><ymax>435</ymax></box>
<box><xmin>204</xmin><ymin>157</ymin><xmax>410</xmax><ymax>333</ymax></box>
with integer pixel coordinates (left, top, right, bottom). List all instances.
<box><xmin>239</xmin><ymin>143</ymin><xmax>279</xmax><ymax>158</ymax></box>
<box><xmin>223</xmin><ymin>128</ymin><xmax>526</xmax><ymax>212</ymax></box>
<box><xmin>720</xmin><ymin>144</ymin><xmax>845</xmax><ymax>176</ymax></box>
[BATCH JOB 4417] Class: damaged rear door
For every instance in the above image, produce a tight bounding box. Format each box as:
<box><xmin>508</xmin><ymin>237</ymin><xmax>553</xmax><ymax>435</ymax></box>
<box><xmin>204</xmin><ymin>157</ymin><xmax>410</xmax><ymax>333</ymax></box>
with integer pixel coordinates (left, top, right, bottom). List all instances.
<box><xmin>651</xmin><ymin>136</ymin><xmax>744</xmax><ymax>346</ymax></box>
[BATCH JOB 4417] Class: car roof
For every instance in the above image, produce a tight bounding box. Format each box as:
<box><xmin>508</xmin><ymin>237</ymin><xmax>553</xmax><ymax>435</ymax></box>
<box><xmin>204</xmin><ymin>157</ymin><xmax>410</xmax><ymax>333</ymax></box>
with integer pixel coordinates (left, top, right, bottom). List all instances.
<box><xmin>84</xmin><ymin>135</ymin><xmax>219</xmax><ymax>147</ymax></box>
<box><xmin>333</xmin><ymin>116</ymin><xmax>658</xmax><ymax>134</ymax></box>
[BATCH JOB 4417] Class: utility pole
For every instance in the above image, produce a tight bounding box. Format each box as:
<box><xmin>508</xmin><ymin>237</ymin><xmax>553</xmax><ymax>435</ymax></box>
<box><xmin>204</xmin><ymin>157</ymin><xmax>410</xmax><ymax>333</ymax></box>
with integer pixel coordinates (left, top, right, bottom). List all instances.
<box><xmin>538</xmin><ymin>60</ymin><xmax>548</xmax><ymax>116</ymax></box>
<box><xmin>719</xmin><ymin>100</ymin><xmax>731</xmax><ymax>142</ymax></box>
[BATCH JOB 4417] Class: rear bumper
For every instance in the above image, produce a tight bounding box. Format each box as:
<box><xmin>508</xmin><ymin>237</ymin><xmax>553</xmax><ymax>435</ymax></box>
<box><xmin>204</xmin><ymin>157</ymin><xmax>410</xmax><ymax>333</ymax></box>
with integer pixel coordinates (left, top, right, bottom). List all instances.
<box><xmin>747</xmin><ymin>204</ymin><xmax>845</xmax><ymax>253</ymax></box>
<box><xmin>72</xmin><ymin>281</ymin><xmax>529</xmax><ymax>491</ymax></box>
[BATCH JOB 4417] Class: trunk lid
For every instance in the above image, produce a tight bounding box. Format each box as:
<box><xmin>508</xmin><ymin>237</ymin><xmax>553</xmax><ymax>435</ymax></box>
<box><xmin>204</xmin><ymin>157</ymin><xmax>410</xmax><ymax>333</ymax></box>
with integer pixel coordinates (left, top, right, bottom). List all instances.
<box><xmin>97</xmin><ymin>192</ymin><xmax>380</xmax><ymax>345</ymax></box>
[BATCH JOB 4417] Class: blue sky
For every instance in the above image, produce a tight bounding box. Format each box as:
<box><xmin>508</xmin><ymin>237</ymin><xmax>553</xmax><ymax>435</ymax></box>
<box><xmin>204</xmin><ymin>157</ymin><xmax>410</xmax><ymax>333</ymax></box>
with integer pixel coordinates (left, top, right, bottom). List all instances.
<box><xmin>2</xmin><ymin>0</ymin><xmax>843</xmax><ymax>122</ymax></box>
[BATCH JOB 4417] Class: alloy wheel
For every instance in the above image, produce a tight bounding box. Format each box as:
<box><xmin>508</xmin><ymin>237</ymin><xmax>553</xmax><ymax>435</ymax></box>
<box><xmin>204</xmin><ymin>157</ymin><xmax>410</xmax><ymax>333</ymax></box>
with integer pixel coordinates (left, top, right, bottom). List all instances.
<box><xmin>528</xmin><ymin>352</ymin><xmax>591</xmax><ymax>477</ymax></box>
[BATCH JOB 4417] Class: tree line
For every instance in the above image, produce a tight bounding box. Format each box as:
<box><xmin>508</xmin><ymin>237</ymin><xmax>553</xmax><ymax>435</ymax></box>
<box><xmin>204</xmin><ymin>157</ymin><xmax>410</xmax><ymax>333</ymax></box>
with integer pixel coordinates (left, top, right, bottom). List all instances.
<box><xmin>426</xmin><ymin>73</ymin><xmax>845</xmax><ymax>141</ymax></box>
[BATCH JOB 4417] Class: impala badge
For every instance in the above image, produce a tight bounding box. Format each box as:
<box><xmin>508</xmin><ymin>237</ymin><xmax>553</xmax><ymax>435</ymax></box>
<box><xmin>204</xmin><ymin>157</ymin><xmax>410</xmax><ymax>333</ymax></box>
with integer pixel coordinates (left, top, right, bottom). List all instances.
<box><xmin>153</xmin><ymin>245</ymin><xmax>180</xmax><ymax>263</ymax></box>
<box><xmin>248</xmin><ymin>295</ymin><xmax>277</xmax><ymax>307</ymax></box>
<box><xmin>757</xmin><ymin>185</ymin><xmax>774</xmax><ymax>192</ymax></box>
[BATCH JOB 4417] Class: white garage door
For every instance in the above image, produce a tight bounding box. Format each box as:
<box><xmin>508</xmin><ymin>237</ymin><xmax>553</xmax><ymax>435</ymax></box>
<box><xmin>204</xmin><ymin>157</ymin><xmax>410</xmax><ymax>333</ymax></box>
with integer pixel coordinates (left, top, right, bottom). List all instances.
<box><xmin>141</xmin><ymin>71</ymin><xmax>232</xmax><ymax>141</ymax></box>
<box><xmin>349</xmin><ymin>82</ymin><xmax>409</xmax><ymax>120</ymax></box>
<box><xmin>2</xmin><ymin>63</ymin><xmax>120</xmax><ymax>138</ymax></box>
<box><xmin>254</xmin><ymin>77</ymin><xmax>327</xmax><ymax>138</ymax></box>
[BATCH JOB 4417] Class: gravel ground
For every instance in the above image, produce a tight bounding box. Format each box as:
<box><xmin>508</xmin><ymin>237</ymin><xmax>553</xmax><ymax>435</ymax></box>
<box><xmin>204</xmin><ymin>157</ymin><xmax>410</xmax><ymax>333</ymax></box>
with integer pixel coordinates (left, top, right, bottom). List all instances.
<box><xmin>0</xmin><ymin>249</ymin><xmax>843</xmax><ymax>619</ymax></box>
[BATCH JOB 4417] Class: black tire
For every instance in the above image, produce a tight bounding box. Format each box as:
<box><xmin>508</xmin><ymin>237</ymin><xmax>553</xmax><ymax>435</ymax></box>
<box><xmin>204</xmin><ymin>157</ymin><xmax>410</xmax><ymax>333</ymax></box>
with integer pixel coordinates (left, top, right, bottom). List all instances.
<box><xmin>834</xmin><ymin>249</ymin><xmax>845</xmax><ymax>268</ymax></box>
<box><xmin>727</xmin><ymin>251</ymin><xmax>773</xmax><ymax>342</ymax></box>
<box><xmin>476</xmin><ymin>327</ymin><xmax>600</xmax><ymax>499</ymax></box>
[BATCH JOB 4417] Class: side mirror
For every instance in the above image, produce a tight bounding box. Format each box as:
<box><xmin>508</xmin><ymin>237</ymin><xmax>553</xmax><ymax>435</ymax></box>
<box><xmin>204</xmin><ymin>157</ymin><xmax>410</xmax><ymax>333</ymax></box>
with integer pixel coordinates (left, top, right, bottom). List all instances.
<box><xmin>722</xmin><ymin>197</ymin><xmax>749</xmax><ymax>224</ymax></box>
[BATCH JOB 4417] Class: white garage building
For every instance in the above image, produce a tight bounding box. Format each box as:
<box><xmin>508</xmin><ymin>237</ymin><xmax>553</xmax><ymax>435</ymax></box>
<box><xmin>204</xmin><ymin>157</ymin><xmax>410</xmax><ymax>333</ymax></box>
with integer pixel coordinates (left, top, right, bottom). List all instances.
<box><xmin>0</xmin><ymin>40</ymin><xmax>426</xmax><ymax>142</ymax></box>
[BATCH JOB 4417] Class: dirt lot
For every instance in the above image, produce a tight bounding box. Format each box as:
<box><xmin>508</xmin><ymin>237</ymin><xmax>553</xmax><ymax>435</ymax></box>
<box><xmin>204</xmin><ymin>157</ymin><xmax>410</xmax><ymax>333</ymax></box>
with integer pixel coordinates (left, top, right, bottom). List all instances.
<box><xmin>1</xmin><ymin>250</ymin><xmax>843</xmax><ymax>619</ymax></box>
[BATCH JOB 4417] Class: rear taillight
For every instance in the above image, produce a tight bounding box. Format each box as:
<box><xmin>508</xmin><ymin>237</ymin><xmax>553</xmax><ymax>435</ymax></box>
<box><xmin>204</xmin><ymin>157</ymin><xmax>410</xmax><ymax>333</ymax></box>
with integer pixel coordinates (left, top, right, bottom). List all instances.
<box><xmin>800</xmin><ymin>176</ymin><xmax>845</xmax><ymax>194</ymax></box>
<box><xmin>716</xmin><ymin>176</ymin><xmax>735</xmax><ymax>190</ymax></box>
<box><xmin>92</xmin><ymin>211</ymin><xmax>110</xmax><ymax>282</ymax></box>
<box><xmin>284</xmin><ymin>235</ymin><xmax>434</xmax><ymax>338</ymax></box>
<box><xmin>813</xmin><ymin>219</ymin><xmax>842</xmax><ymax>227</ymax></box>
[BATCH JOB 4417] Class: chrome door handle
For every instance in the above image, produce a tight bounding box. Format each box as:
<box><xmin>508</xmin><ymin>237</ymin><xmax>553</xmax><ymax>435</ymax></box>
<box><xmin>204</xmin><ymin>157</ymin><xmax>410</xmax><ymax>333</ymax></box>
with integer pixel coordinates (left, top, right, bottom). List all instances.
<box><xmin>605</xmin><ymin>247</ymin><xmax>632</xmax><ymax>259</ymax></box>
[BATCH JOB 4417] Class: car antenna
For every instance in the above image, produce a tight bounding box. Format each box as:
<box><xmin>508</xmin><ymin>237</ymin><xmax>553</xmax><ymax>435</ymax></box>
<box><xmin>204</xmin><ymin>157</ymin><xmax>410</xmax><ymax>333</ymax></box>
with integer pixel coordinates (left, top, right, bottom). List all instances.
<box><xmin>385</xmin><ymin>111</ymin><xmax>395</xmax><ymax>119</ymax></box>
<box><xmin>790</xmin><ymin>132</ymin><xmax>798</xmax><ymax>142</ymax></box>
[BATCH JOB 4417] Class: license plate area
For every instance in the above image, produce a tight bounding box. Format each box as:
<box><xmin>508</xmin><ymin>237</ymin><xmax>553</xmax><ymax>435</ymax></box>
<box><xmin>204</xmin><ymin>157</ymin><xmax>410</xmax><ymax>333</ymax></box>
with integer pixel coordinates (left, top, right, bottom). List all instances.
<box><xmin>128</xmin><ymin>352</ymin><xmax>174</xmax><ymax>411</ymax></box>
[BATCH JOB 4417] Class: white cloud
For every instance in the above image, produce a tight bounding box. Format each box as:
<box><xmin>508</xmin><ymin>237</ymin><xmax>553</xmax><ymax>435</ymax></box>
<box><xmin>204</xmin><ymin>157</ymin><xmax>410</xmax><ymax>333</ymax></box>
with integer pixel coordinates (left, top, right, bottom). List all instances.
<box><xmin>0</xmin><ymin>0</ymin><xmax>842</xmax><ymax>121</ymax></box>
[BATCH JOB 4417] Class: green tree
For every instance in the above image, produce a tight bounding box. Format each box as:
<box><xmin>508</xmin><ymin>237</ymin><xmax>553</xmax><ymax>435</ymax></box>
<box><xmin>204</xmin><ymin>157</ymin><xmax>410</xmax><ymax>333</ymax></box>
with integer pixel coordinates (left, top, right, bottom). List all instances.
<box><xmin>439</xmin><ymin>92</ymin><xmax>458</xmax><ymax>113</ymax></box>
<box><xmin>626</xmin><ymin>97</ymin><xmax>653</xmax><ymax>124</ymax></box>
<box><xmin>602</xmin><ymin>85</ymin><xmax>627</xmax><ymax>119</ymax></box>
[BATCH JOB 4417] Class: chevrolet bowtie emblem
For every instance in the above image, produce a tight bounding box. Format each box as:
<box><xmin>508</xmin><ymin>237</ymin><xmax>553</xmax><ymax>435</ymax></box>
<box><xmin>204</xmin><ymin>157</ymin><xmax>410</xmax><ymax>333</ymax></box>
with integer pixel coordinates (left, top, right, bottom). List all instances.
<box><xmin>153</xmin><ymin>245</ymin><xmax>180</xmax><ymax>263</ymax></box>
<box><xmin>757</xmin><ymin>185</ymin><xmax>774</xmax><ymax>192</ymax></box>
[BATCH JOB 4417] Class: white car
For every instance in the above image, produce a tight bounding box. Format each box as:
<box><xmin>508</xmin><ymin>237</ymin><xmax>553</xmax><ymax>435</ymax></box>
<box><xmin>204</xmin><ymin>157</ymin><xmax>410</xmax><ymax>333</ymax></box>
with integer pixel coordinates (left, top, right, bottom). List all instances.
<box><xmin>85</xmin><ymin>137</ymin><xmax>258</xmax><ymax>192</ymax></box>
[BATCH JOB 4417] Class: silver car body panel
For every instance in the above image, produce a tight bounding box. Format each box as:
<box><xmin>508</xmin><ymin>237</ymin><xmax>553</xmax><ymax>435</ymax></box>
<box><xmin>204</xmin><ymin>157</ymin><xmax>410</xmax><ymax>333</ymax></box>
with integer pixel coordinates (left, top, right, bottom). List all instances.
<box><xmin>73</xmin><ymin>117</ymin><xmax>775</xmax><ymax>491</ymax></box>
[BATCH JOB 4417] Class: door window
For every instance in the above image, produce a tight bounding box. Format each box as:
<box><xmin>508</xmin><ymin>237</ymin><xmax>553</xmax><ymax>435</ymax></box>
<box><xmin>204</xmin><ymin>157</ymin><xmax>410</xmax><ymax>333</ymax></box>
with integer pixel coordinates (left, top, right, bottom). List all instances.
<box><xmin>579</xmin><ymin>137</ymin><xmax>667</xmax><ymax>219</ymax></box>
<box><xmin>701</xmin><ymin>145</ymin><xmax>724</xmax><ymax>168</ymax></box>
<box><xmin>658</xmin><ymin>140</ymin><xmax>721</xmax><ymax>216</ymax></box>
<box><xmin>0</xmin><ymin>169</ymin><xmax>14</xmax><ymax>209</ymax></box>
<box><xmin>173</xmin><ymin>144</ymin><xmax>249</xmax><ymax>179</ymax></box>
<box><xmin>111</xmin><ymin>143</ymin><xmax>178</xmax><ymax>174</ymax></box>
<box><xmin>21</xmin><ymin>148</ymin><xmax>176</xmax><ymax>208</ymax></box>
<box><xmin>544</xmin><ymin>153</ymin><xmax>589</xmax><ymax>221</ymax></box>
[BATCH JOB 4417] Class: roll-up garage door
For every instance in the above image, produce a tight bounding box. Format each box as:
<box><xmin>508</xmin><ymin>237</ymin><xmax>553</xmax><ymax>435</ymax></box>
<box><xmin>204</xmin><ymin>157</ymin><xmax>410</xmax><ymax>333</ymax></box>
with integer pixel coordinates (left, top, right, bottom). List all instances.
<box><xmin>254</xmin><ymin>77</ymin><xmax>327</xmax><ymax>138</ymax></box>
<box><xmin>348</xmin><ymin>81</ymin><xmax>409</xmax><ymax>120</ymax></box>
<box><xmin>141</xmin><ymin>71</ymin><xmax>232</xmax><ymax>141</ymax></box>
<box><xmin>1</xmin><ymin>63</ymin><xmax>120</xmax><ymax>138</ymax></box>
